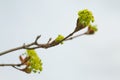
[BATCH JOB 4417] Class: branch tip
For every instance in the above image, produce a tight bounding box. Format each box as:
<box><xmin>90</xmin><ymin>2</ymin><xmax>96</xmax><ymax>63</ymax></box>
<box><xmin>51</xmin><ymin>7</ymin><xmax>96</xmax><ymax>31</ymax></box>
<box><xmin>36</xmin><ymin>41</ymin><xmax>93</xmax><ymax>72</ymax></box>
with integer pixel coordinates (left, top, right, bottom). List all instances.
<box><xmin>47</xmin><ymin>38</ymin><xmax>52</xmax><ymax>44</ymax></box>
<box><xmin>35</xmin><ymin>35</ymin><xmax>41</xmax><ymax>44</ymax></box>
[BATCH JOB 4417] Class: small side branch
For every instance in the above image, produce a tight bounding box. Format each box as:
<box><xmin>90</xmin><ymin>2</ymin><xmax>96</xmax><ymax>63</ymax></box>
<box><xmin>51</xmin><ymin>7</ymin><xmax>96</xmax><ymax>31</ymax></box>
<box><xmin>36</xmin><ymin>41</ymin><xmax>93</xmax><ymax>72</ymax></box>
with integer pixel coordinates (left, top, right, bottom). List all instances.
<box><xmin>0</xmin><ymin>56</ymin><xmax>30</xmax><ymax>73</ymax></box>
<box><xmin>0</xmin><ymin>63</ymin><xmax>22</xmax><ymax>66</ymax></box>
<box><xmin>0</xmin><ymin>56</ymin><xmax>30</xmax><ymax>67</ymax></box>
<box><xmin>34</xmin><ymin>35</ymin><xmax>41</xmax><ymax>45</ymax></box>
<box><xmin>65</xmin><ymin>32</ymin><xmax>86</xmax><ymax>41</ymax></box>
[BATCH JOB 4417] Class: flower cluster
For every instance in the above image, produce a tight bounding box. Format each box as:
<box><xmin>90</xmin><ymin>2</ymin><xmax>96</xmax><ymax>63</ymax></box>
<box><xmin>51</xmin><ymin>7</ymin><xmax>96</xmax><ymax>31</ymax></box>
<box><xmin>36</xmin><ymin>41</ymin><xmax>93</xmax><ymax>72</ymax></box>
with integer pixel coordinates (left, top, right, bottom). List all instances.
<box><xmin>74</xmin><ymin>9</ymin><xmax>98</xmax><ymax>34</ymax></box>
<box><xmin>78</xmin><ymin>9</ymin><xmax>94</xmax><ymax>26</ymax></box>
<box><xmin>18</xmin><ymin>49</ymin><xmax>42</xmax><ymax>74</ymax></box>
<box><xmin>25</xmin><ymin>49</ymin><xmax>43</xmax><ymax>73</ymax></box>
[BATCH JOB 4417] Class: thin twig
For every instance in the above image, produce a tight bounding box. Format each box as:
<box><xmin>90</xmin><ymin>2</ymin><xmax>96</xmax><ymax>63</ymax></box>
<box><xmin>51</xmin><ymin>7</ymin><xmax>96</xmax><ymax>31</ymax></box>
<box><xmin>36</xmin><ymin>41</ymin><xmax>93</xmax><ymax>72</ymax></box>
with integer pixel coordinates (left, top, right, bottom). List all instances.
<box><xmin>35</xmin><ymin>35</ymin><xmax>41</xmax><ymax>44</ymax></box>
<box><xmin>0</xmin><ymin>63</ymin><xmax>22</xmax><ymax>66</ymax></box>
<box><xmin>0</xmin><ymin>42</ymin><xmax>35</xmax><ymax>56</ymax></box>
<box><xmin>47</xmin><ymin>38</ymin><xmax>52</xmax><ymax>44</ymax></box>
<box><xmin>65</xmin><ymin>33</ymin><xmax>86</xmax><ymax>41</ymax></box>
<box><xmin>0</xmin><ymin>56</ymin><xmax>30</xmax><ymax>67</ymax></box>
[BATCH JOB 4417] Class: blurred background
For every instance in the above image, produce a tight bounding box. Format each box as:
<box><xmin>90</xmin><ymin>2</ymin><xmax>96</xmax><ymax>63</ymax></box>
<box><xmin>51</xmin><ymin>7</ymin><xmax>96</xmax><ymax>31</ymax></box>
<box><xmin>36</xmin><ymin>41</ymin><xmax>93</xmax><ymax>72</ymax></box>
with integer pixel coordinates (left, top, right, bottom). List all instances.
<box><xmin>0</xmin><ymin>0</ymin><xmax>120</xmax><ymax>80</ymax></box>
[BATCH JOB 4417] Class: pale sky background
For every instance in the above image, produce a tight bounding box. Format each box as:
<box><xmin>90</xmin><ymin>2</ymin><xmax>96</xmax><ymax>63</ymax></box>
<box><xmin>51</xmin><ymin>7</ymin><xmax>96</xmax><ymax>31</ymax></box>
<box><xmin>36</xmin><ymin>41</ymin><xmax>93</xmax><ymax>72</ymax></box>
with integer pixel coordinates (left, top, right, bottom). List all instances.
<box><xmin>0</xmin><ymin>0</ymin><xmax>120</xmax><ymax>80</ymax></box>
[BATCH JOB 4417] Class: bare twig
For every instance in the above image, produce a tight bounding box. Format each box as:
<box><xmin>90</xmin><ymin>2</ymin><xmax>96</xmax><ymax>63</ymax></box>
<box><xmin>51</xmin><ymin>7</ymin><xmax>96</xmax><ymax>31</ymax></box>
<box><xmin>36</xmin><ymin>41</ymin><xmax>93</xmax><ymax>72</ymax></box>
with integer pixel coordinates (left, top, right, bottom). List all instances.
<box><xmin>0</xmin><ymin>56</ymin><xmax>30</xmax><ymax>67</ymax></box>
<box><xmin>0</xmin><ymin>42</ymin><xmax>35</xmax><ymax>56</ymax></box>
<box><xmin>47</xmin><ymin>38</ymin><xmax>52</xmax><ymax>44</ymax></box>
<box><xmin>65</xmin><ymin>32</ymin><xmax>86</xmax><ymax>41</ymax></box>
<box><xmin>0</xmin><ymin>63</ymin><xmax>23</xmax><ymax>66</ymax></box>
<box><xmin>0</xmin><ymin>56</ymin><xmax>30</xmax><ymax>73</ymax></box>
<box><xmin>35</xmin><ymin>35</ymin><xmax>41</xmax><ymax>44</ymax></box>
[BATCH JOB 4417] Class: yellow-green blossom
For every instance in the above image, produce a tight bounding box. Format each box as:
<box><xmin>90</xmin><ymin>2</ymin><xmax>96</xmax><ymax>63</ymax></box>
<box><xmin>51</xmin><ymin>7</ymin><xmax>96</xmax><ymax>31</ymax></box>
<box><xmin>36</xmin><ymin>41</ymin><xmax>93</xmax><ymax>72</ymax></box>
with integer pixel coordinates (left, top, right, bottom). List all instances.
<box><xmin>26</xmin><ymin>49</ymin><xmax>43</xmax><ymax>73</ymax></box>
<box><xmin>78</xmin><ymin>9</ymin><xmax>94</xmax><ymax>26</ymax></box>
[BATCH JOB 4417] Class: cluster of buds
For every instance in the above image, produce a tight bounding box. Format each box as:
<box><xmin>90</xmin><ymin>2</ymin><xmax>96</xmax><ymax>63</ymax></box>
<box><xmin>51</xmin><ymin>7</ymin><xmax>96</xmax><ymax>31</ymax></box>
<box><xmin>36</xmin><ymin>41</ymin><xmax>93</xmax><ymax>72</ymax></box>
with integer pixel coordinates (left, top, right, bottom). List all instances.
<box><xmin>19</xmin><ymin>49</ymin><xmax>43</xmax><ymax>74</ymax></box>
<box><xmin>26</xmin><ymin>49</ymin><xmax>43</xmax><ymax>73</ymax></box>
<box><xmin>86</xmin><ymin>24</ymin><xmax>98</xmax><ymax>34</ymax></box>
<box><xmin>74</xmin><ymin>9</ymin><xmax>97</xmax><ymax>33</ymax></box>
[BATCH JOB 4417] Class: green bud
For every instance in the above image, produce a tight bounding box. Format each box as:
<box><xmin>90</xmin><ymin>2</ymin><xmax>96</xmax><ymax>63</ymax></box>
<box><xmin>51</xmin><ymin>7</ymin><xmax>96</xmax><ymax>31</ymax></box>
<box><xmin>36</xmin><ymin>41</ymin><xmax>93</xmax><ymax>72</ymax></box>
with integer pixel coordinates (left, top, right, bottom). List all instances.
<box><xmin>55</xmin><ymin>34</ymin><xmax>64</xmax><ymax>44</ymax></box>
<box><xmin>86</xmin><ymin>24</ymin><xmax>98</xmax><ymax>34</ymax></box>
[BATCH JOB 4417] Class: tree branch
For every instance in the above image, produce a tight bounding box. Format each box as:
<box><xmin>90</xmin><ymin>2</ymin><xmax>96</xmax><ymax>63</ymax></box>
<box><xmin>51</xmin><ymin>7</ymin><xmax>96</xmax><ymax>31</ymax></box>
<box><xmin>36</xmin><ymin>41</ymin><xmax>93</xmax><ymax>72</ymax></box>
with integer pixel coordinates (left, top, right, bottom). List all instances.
<box><xmin>0</xmin><ymin>30</ymin><xmax>87</xmax><ymax>56</ymax></box>
<box><xmin>0</xmin><ymin>9</ymin><xmax>98</xmax><ymax>73</ymax></box>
